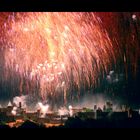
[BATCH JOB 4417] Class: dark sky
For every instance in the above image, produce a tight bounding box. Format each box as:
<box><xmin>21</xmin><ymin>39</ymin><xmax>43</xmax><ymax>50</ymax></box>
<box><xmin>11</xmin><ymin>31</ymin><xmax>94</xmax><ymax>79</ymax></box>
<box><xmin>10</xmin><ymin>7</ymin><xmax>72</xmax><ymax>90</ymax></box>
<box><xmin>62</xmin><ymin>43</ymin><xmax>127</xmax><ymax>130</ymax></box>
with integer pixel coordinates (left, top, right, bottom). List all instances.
<box><xmin>0</xmin><ymin>12</ymin><xmax>140</xmax><ymax>106</ymax></box>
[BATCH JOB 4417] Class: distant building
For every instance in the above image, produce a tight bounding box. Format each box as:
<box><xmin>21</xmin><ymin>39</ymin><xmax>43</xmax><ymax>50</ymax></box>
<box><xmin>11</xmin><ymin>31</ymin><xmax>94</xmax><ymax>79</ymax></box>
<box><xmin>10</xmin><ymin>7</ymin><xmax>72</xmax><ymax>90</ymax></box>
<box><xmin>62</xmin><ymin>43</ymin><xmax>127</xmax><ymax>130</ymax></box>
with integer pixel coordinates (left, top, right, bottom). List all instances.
<box><xmin>71</xmin><ymin>108</ymin><xmax>83</xmax><ymax>116</ymax></box>
<box><xmin>107</xmin><ymin>112</ymin><xmax>128</xmax><ymax>120</ymax></box>
<box><xmin>105</xmin><ymin>101</ymin><xmax>113</xmax><ymax>112</ymax></box>
<box><xmin>121</xmin><ymin>105</ymin><xmax>128</xmax><ymax>112</ymax></box>
<box><xmin>103</xmin><ymin>105</ymin><xmax>106</xmax><ymax>112</ymax></box>
<box><xmin>94</xmin><ymin>105</ymin><xmax>97</xmax><ymax>111</ymax></box>
<box><xmin>7</xmin><ymin>101</ymin><xmax>13</xmax><ymax>107</ymax></box>
<box><xmin>77</xmin><ymin>112</ymin><xmax>96</xmax><ymax>120</ymax></box>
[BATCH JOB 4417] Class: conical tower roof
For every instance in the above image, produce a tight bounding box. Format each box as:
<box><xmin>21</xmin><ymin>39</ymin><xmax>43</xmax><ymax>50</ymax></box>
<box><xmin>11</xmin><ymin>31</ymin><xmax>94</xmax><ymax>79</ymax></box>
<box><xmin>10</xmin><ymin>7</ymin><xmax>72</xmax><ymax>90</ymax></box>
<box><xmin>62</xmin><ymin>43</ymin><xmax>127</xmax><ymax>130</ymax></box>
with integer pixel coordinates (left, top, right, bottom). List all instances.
<box><xmin>7</xmin><ymin>101</ymin><xmax>13</xmax><ymax>107</ymax></box>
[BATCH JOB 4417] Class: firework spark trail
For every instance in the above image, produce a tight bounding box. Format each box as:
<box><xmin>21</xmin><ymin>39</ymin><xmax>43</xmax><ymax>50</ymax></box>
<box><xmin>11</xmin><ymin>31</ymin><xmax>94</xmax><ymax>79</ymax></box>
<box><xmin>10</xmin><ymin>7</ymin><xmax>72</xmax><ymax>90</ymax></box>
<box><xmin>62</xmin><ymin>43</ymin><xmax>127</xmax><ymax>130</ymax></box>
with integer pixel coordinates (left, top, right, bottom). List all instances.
<box><xmin>2</xmin><ymin>12</ymin><xmax>116</xmax><ymax>105</ymax></box>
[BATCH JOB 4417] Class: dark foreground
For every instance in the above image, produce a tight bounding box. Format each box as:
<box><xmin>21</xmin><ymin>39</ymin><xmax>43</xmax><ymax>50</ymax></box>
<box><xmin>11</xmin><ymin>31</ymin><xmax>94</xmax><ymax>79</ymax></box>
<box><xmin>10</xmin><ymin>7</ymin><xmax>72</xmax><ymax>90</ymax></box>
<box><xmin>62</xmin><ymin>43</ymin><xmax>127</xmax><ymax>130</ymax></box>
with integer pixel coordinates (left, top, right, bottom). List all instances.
<box><xmin>1</xmin><ymin>117</ymin><xmax>140</xmax><ymax>128</ymax></box>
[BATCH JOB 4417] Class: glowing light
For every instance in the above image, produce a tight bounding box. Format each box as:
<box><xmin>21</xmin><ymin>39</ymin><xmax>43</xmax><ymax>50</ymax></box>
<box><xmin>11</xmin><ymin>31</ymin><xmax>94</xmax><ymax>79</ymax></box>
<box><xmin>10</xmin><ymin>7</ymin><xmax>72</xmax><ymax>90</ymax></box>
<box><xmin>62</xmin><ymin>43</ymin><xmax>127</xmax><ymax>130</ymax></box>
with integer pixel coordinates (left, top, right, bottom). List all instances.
<box><xmin>58</xmin><ymin>107</ymin><xmax>69</xmax><ymax>116</ymax></box>
<box><xmin>132</xmin><ymin>14</ymin><xmax>137</xmax><ymax>20</ymax></box>
<box><xmin>3</xmin><ymin>12</ymin><xmax>115</xmax><ymax>104</ymax></box>
<box><xmin>11</xmin><ymin>107</ymin><xmax>17</xmax><ymax>116</ymax></box>
<box><xmin>38</xmin><ymin>102</ymin><xmax>49</xmax><ymax>117</ymax></box>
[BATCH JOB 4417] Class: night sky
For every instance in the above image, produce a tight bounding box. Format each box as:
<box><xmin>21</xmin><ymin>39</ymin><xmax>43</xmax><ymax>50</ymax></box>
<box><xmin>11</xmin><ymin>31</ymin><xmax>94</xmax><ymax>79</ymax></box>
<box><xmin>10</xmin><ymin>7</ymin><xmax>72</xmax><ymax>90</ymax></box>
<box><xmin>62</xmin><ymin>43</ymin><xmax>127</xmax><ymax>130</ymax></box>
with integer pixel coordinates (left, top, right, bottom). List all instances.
<box><xmin>0</xmin><ymin>12</ymin><xmax>140</xmax><ymax>108</ymax></box>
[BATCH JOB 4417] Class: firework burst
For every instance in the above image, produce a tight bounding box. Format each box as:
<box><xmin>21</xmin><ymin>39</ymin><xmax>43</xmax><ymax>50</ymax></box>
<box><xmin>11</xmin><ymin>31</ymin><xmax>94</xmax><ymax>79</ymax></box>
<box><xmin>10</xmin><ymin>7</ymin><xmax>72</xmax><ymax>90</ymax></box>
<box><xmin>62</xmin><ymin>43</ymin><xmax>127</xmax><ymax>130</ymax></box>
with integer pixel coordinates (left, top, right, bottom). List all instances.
<box><xmin>2</xmin><ymin>12</ymin><xmax>116</xmax><ymax>105</ymax></box>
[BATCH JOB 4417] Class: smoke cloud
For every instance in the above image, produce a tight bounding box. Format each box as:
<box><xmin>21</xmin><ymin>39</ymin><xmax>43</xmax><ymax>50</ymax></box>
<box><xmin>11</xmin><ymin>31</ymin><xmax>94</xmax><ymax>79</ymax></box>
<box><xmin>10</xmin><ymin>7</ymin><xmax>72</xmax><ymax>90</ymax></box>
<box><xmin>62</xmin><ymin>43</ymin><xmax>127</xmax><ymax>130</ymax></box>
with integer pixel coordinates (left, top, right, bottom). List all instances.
<box><xmin>13</xmin><ymin>95</ymin><xmax>27</xmax><ymax>108</ymax></box>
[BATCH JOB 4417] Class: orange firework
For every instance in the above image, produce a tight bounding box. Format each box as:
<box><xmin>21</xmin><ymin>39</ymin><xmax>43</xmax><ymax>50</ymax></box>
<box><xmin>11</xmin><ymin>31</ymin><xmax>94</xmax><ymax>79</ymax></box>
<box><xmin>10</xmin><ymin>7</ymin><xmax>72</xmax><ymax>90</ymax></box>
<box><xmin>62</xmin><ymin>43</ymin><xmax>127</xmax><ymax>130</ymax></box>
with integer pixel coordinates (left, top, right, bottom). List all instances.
<box><xmin>4</xmin><ymin>12</ymin><xmax>115</xmax><ymax>104</ymax></box>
